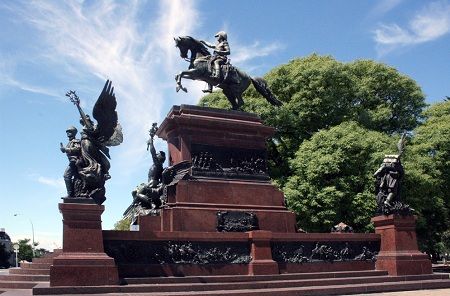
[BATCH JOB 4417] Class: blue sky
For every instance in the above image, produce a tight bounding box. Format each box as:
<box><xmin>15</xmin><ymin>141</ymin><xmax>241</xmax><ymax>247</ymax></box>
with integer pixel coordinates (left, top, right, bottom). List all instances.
<box><xmin>0</xmin><ymin>0</ymin><xmax>449</xmax><ymax>250</ymax></box>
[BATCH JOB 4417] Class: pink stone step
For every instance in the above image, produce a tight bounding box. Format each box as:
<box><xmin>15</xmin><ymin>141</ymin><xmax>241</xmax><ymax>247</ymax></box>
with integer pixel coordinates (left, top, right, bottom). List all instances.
<box><xmin>31</xmin><ymin>257</ymin><xmax>54</xmax><ymax>264</ymax></box>
<box><xmin>0</xmin><ymin>280</ymin><xmax>38</xmax><ymax>289</ymax></box>
<box><xmin>20</xmin><ymin>262</ymin><xmax>51</xmax><ymax>270</ymax></box>
<box><xmin>125</xmin><ymin>270</ymin><xmax>388</xmax><ymax>285</ymax></box>
<box><xmin>0</xmin><ymin>274</ymin><xmax>49</xmax><ymax>282</ymax></box>
<box><xmin>32</xmin><ymin>273</ymin><xmax>450</xmax><ymax>295</ymax></box>
<box><xmin>8</xmin><ymin>268</ymin><xmax>49</xmax><ymax>276</ymax></box>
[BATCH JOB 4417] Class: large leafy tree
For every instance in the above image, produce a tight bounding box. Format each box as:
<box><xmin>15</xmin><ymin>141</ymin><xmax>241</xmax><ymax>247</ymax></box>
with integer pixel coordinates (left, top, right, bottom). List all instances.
<box><xmin>200</xmin><ymin>55</ymin><xmax>426</xmax><ymax>185</ymax></box>
<box><xmin>283</xmin><ymin>122</ymin><xmax>395</xmax><ymax>232</ymax></box>
<box><xmin>348</xmin><ymin>60</ymin><xmax>426</xmax><ymax>133</ymax></box>
<box><xmin>199</xmin><ymin>55</ymin><xmax>450</xmax><ymax>252</ymax></box>
<box><xmin>16</xmin><ymin>238</ymin><xmax>40</xmax><ymax>262</ymax></box>
<box><xmin>113</xmin><ymin>217</ymin><xmax>132</xmax><ymax>231</ymax></box>
<box><xmin>403</xmin><ymin>100</ymin><xmax>450</xmax><ymax>255</ymax></box>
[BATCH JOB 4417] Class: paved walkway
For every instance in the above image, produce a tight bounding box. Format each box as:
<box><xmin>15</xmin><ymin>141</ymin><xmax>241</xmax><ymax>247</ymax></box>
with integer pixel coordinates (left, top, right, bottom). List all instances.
<box><xmin>1</xmin><ymin>289</ymin><xmax>450</xmax><ymax>296</ymax></box>
<box><xmin>346</xmin><ymin>288</ymin><xmax>450</xmax><ymax>295</ymax></box>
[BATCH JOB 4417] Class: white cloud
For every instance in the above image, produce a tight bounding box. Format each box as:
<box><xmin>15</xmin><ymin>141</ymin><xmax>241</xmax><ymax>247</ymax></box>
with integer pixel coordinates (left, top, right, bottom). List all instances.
<box><xmin>6</xmin><ymin>0</ymin><xmax>201</xmax><ymax>172</ymax></box>
<box><xmin>0</xmin><ymin>76</ymin><xmax>61</xmax><ymax>100</ymax></box>
<box><xmin>232</xmin><ymin>41</ymin><xmax>285</xmax><ymax>65</ymax></box>
<box><xmin>37</xmin><ymin>176</ymin><xmax>65</xmax><ymax>188</ymax></box>
<box><xmin>374</xmin><ymin>1</ymin><xmax>450</xmax><ymax>55</ymax></box>
<box><xmin>370</xmin><ymin>0</ymin><xmax>404</xmax><ymax>17</ymax></box>
<box><xmin>2</xmin><ymin>0</ymin><xmax>283</xmax><ymax>175</ymax></box>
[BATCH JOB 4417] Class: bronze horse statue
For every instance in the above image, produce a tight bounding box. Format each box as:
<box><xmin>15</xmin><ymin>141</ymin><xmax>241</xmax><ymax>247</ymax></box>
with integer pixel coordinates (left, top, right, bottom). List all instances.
<box><xmin>174</xmin><ymin>36</ymin><xmax>282</xmax><ymax>110</ymax></box>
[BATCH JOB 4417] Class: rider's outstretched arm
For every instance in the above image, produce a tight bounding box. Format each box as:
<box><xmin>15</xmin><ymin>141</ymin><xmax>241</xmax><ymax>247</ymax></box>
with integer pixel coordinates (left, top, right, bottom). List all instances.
<box><xmin>201</xmin><ymin>40</ymin><xmax>215</xmax><ymax>48</ymax></box>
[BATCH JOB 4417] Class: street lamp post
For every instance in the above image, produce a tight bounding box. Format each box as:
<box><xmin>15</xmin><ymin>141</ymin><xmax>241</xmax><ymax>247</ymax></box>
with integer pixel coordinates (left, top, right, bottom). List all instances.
<box><xmin>13</xmin><ymin>214</ymin><xmax>35</xmax><ymax>257</ymax></box>
<box><xmin>12</xmin><ymin>243</ymin><xmax>19</xmax><ymax>267</ymax></box>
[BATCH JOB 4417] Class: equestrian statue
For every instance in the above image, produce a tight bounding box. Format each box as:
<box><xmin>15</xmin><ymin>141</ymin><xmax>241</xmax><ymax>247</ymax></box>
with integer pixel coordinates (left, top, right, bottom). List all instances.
<box><xmin>174</xmin><ymin>32</ymin><xmax>282</xmax><ymax>110</ymax></box>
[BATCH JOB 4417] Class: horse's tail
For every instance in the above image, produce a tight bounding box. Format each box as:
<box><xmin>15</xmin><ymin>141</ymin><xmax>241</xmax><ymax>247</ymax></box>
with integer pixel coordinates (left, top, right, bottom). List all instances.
<box><xmin>251</xmin><ymin>77</ymin><xmax>282</xmax><ymax>107</ymax></box>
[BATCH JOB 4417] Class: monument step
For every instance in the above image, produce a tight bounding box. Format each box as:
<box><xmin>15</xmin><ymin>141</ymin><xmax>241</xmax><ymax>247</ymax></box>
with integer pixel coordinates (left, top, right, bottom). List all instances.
<box><xmin>20</xmin><ymin>262</ymin><xmax>52</xmax><ymax>270</ymax></box>
<box><xmin>125</xmin><ymin>270</ymin><xmax>388</xmax><ymax>284</ymax></box>
<box><xmin>0</xmin><ymin>274</ymin><xmax>49</xmax><ymax>282</ymax></box>
<box><xmin>0</xmin><ymin>280</ymin><xmax>40</xmax><ymax>289</ymax></box>
<box><xmin>33</xmin><ymin>279</ymin><xmax>450</xmax><ymax>296</ymax></box>
<box><xmin>32</xmin><ymin>258</ymin><xmax>54</xmax><ymax>264</ymax></box>
<box><xmin>32</xmin><ymin>274</ymin><xmax>450</xmax><ymax>295</ymax></box>
<box><xmin>8</xmin><ymin>268</ymin><xmax>50</xmax><ymax>275</ymax></box>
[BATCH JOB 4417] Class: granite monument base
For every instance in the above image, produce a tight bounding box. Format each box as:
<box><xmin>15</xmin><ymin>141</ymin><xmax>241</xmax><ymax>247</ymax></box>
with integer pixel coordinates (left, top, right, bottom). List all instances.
<box><xmin>50</xmin><ymin>200</ymin><xmax>119</xmax><ymax>286</ymax></box>
<box><xmin>372</xmin><ymin>214</ymin><xmax>432</xmax><ymax>275</ymax></box>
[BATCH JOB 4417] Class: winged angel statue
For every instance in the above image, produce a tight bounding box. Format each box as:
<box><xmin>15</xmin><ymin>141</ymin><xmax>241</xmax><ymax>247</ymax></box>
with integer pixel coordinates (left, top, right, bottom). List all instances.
<box><xmin>61</xmin><ymin>80</ymin><xmax>123</xmax><ymax>205</ymax></box>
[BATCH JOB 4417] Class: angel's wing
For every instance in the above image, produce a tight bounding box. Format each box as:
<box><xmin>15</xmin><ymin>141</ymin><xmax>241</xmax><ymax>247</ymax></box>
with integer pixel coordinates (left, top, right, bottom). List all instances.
<box><xmin>397</xmin><ymin>133</ymin><xmax>407</xmax><ymax>157</ymax></box>
<box><xmin>92</xmin><ymin>80</ymin><xmax>122</xmax><ymax>145</ymax></box>
<box><xmin>163</xmin><ymin>161</ymin><xmax>192</xmax><ymax>186</ymax></box>
<box><xmin>103</xmin><ymin>123</ymin><xmax>123</xmax><ymax>146</ymax></box>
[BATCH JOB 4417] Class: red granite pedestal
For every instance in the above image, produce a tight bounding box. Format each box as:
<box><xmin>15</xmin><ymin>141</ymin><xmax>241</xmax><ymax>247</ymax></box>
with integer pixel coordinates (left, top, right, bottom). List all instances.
<box><xmin>146</xmin><ymin>105</ymin><xmax>297</xmax><ymax>233</ymax></box>
<box><xmin>248</xmin><ymin>230</ymin><xmax>279</xmax><ymax>275</ymax></box>
<box><xmin>372</xmin><ymin>214</ymin><xmax>432</xmax><ymax>275</ymax></box>
<box><xmin>50</xmin><ymin>201</ymin><xmax>119</xmax><ymax>286</ymax></box>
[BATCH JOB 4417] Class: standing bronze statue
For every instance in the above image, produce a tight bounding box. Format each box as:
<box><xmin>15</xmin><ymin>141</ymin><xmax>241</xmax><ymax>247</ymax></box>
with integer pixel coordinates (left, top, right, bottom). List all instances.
<box><xmin>60</xmin><ymin>126</ymin><xmax>81</xmax><ymax>197</ymax></box>
<box><xmin>374</xmin><ymin>134</ymin><xmax>413</xmax><ymax>215</ymax></box>
<box><xmin>174</xmin><ymin>34</ymin><xmax>282</xmax><ymax>110</ymax></box>
<box><xmin>62</xmin><ymin>80</ymin><xmax>123</xmax><ymax>205</ymax></box>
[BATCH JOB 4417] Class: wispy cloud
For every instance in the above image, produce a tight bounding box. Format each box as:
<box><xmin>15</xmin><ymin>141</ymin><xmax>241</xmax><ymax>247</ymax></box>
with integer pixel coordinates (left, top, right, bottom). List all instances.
<box><xmin>36</xmin><ymin>176</ymin><xmax>65</xmax><ymax>188</ymax></box>
<box><xmin>1</xmin><ymin>0</ymin><xmax>283</xmax><ymax>176</ymax></box>
<box><xmin>232</xmin><ymin>41</ymin><xmax>285</xmax><ymax>65</ymax></box>
<box><xmin>374</xmin><ymin>1</ymin><xmax>450</xmax><ymax>55</ymax></box>
<box><xmin>4</xmin><ymin>0</ymin><xmax>201</xmax><ymax>173</ymax></box>
<box><xmin>0</xmin><ymin>76</ymin><xmax>61</xmax><ymax>99</ymax></box>
<box><xmin>369</xmin><ymin>0</ymin><xmax>404</xmax><ymax>18</ymax></box>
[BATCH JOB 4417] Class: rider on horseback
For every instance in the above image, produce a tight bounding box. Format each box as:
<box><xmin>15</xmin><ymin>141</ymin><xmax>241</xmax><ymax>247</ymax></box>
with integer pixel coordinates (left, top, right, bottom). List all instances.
<box><xmin>201</xmin><ymin>31</ymin><xmax>230</xmax><ymax>93</ymax></box>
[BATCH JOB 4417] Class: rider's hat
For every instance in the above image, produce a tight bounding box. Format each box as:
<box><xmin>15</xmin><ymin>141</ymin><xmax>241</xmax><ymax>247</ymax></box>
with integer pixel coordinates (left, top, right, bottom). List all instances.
<box><xmin>66</xmin><ymin>126</ymin><xmax>78</xmax><ymax>133</ymax></box>
<box><xmin>214</xmin><ymin>31</ymin><xmax>227</xmax><ymax>40</ymax></box>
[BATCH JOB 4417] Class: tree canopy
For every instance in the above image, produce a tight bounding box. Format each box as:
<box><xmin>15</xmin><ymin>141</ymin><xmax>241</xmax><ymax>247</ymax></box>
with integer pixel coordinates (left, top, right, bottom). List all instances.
<box><xmin>200</xmin><ymin>55</ymin><xmax>426</xmax><ymax>184</ymax></box>
<box><xmin>283</xmin><ymin>121</ymin><xmax>395</xmax><ymax>232</ymax></box>
<box><xmin>199</xmin><ymin>54</ymin><xmax>450</xmax><ymax>254</ymax></box>
<box><xmin>16</xmin><ymin>238</ymin><xmax>38</xmax><ymax>262</ymax></box>
<box><xmin>403</xmin><ymin>100</ymin><xmax>450</xmax><ymax>255</ymax></box>
<box><xmin>113</xmin><ymin>217</ymin><xmax>131</xmax><ymax>231</ymax></box>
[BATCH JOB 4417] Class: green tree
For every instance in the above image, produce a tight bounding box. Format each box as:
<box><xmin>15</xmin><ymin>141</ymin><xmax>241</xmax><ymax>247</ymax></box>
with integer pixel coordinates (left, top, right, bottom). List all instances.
<box><xmin>16</xmin><ymin>239</ymin><xmax>38</xmax><ymax>262</ymax></box>
<box><xmin>403</xmin><ymin>100</ymin><xmax>450</xmax><ymax>255</ymax></box>
<box><xmin>348</xmin><ymin>60</ymin><xmax>426</xmax><ymax>133</ymax></box>
<box><xmin>200</xmin><ymin>55</ymin><xmax>438</xmax><ymax>242</ymax></box>
<box><xmin>441</xmin><ymin>230</ymin><xmax>450</xmax><ymax>256</ymax></box>
<box><xmin>200</xmin><ymin>55</ymin><xmax>426</xmax><ymax>185</ymax></box>
<box><xmin>283</xmin><ymin>122</ymin><xmax>396</xmax><ymax>232</ymax></box>
<box><xmin>113</xmin><ymin>217</ymin><xmax>131</xmax><ymax>231</ymax></box>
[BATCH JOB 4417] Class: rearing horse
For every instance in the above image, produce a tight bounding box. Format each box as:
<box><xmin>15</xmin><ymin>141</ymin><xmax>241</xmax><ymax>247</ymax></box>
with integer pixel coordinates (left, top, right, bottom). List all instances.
<box><xmin>174</xmin><ymin>36</ymin><xmax>282</xmax><ymax>110</ymax></box>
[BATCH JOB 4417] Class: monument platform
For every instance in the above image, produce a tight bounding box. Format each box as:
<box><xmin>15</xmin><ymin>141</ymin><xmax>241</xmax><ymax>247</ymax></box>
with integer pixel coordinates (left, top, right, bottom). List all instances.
<box><xmin>49</xmin><ymin>200</ymin><xmax>119</xmax><ymax>287</ymax></box>
<box><xmin>372</xmin><ymin>214</ymin><xmax>432</xmax><ymax>275</ymax></box>
<box><xmin>150</xmin><ymin>105</ymin><xmax>297</xmax><ymax>233</ymax></box>
<box><xmin>39</xmin><ymin>105</ymin><xmax>440</xmax><ymax>294</ymax></box>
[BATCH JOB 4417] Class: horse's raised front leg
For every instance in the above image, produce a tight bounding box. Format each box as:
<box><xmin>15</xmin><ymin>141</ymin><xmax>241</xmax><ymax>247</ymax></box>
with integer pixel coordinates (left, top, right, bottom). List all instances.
<box><xmin>175</xmin><ymin>72</ymin><xmax>188</xmax><ymax>93</ymax></box>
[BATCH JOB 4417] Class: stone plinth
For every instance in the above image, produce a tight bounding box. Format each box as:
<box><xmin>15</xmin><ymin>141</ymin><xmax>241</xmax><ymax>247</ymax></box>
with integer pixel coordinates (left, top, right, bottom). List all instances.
<box><xmin>371</xmin><ymin>214</ymin><xmax>432</xmax><ymax>275</ymax></box>
<box><xmin>50</xmin><ymin>200</ymin><xmax>119</xmax><ymax>286</ymax></box>
<box><xmin>157</xmin><ymin>105</ymin><xmax>274</xmax><ymax>165</ymax></box>
<box><xmin>248</xmin><ymin>231</ymin><xmax>279</xmax><ymax>275</ymax></box>
<box><xmin>148</xmin><ymin>105</ymin><xmax>297</xmax><ymax>233</ymax></box>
